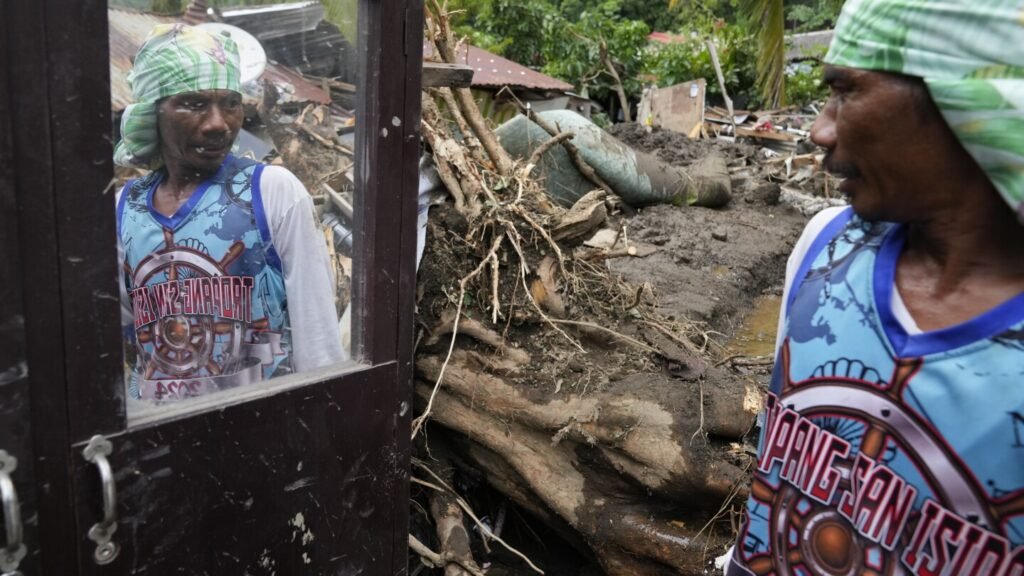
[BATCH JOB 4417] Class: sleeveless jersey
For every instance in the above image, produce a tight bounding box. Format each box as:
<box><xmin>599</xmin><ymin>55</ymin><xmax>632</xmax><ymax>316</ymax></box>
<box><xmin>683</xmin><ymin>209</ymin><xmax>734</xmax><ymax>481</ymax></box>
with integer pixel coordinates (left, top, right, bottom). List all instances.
<box><xmin>118</xmin><ymin>155</ymin><xmax>293</xmax><ymax>401</ymax></box>
<box><xmin>729</xmin><ymin>208</ymin><xmax>1024</xmax><ymax>576</ymax></box>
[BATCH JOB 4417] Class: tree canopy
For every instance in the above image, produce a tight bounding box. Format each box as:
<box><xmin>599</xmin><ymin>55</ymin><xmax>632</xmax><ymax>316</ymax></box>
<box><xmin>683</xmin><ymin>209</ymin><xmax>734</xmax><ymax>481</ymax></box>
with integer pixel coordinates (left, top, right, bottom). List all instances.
<box><xmin>446</xmin><ymin>0</ymin><xmax>839</xmax><ymax>113</ymax></box>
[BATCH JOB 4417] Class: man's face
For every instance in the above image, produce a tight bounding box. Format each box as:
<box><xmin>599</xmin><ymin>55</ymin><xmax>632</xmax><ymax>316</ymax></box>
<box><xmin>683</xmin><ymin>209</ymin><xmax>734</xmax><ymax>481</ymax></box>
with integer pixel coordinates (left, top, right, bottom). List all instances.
<box><xmin>811</xmin><ymin>66</ymin><xmax>961</xmax><ymax>222</ymax></box>
<box><xmin>157</xmin><ymin>89</ymin><xmax>243</xmax><ymax>174</ymax></box>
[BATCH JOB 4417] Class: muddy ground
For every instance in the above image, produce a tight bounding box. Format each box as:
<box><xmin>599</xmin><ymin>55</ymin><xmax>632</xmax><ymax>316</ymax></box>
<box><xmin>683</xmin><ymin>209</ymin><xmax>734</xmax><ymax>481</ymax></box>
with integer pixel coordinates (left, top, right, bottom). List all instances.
<box><xmin>606</xmin><ymin>124</ymin><xmax>808</xmax><ymax>350</ymax></box>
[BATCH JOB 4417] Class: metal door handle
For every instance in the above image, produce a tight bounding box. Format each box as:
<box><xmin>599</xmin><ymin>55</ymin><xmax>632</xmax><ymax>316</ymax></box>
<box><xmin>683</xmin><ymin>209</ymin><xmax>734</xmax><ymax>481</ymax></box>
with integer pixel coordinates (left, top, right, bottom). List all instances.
<box><xmin>82</xmin><ymin>436</ymin><xmax>119</xmax><ymax>565</ymax></box>
<box><xmin>0</xmin><ymin>450</ymin><xmax>25</xmax><ymax>576</ymax></box>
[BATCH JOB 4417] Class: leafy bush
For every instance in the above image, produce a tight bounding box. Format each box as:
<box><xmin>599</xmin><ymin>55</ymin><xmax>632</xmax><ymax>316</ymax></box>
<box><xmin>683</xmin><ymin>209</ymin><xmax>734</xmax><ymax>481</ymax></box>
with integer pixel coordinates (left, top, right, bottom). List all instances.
<box><xmin>642</xmin><ymin>23</ymin><xmax>761</xmax><ymax>108</ymax></box>
<box><xmin>448</xmin><ymin>0</ymin><xmax>554</xmax><ymax>67</ymax></box>
<box><xmin>784</xmin><ymin>61</ymin><xmax>828</xmax><ymax>107</ymax></box>
<box><xmin>541</xmin><ymin>2</ymin><xmax>650</xmax><ymax>106</ymax></box>
<box><xmin>440</xmin><ymin>0</ymin><xmax>833</xmax><ymax>116</ymax></box>
<box><xmin>786</xmin><ymin>0</ymin><xmax>843</xmax><ymax>32</ymax></box>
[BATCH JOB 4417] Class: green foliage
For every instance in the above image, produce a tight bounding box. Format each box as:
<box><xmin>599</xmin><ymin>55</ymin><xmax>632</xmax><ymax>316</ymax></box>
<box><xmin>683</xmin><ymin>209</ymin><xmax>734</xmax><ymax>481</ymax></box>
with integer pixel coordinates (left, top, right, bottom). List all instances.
<box><xmin>618</xmin><ymin>0</ymin><xmax>686</xmax><ymax>31</ymax></box>
<box><xmin>541</xmin><ymin>1</ymin><xmax>650</xmax><ymax>105</ymax></box>
<box><xmin>739</xmin><ymin>0</ymin><xmax>785</xmax><ymax>107</ymax></box>
<box><xmin>786</xmin><ymin>0</ymin><xmax>843</xmax><ymax>32</ymax></box>
<box><xmin>107</xmin><ymin>0</ymin><xmax>184</xmax><ymax>14</ymax></box>
<box><xmin>448</xmin><ymin>0</ymin><xmax>554</xmax><ymax>67</ymax></box>
<box><xmin>642</xmin><ymin>23</ymin><xmax>760</xmax><ymax>106</ymax></box>
<box><xmin>784</xmin><ymin>62</ymin><xmax>828</xmax><ymax>107</ymax></box>
<box><xmin>442</xmin><ymin>0</ymin><xmax>837</xmax><ymax>117</ymax></box>
<box><xmin>666</xmin><ymin>0</ymin><xmax>742</xmax><ymax>29</ymax></box>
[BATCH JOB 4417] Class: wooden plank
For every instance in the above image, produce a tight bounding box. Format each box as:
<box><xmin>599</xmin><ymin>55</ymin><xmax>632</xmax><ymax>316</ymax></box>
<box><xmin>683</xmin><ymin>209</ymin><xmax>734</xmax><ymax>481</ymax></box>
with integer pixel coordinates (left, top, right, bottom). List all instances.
<box><xmin>648</xmin><ymin>79</ymin><xmax>706</xmax><ymax>138</ymax></box>
<box><xmin>353</xmin><ymin>2</ymin><xmax>418</xmax><ymax>570</ymax></box>
<box><xmin>735</xmin><ymin>126</ymin><xmax>799</xmax><ymax>142</ymax></box>
<box><xmin>422</xmin><ymin>61</ymin><xmax>474</xmax><ymax>89</ymax></box>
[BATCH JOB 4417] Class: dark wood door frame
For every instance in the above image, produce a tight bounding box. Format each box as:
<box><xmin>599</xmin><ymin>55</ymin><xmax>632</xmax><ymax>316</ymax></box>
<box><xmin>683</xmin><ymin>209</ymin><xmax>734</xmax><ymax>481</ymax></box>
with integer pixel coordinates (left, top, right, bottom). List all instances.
<box><xmin>3</xmin><ymin>0</ymin><xmax>423</xmax><ymax>573</ymax></box>
<box><xmin>0</xmin><ymin>7</ymin><xmax>41</xmax><ymax>575</ymax></box>
<box><xmin>6</xmin><ymin>2</ymin><xmax>81</xmax><ymax>574</ymax></box>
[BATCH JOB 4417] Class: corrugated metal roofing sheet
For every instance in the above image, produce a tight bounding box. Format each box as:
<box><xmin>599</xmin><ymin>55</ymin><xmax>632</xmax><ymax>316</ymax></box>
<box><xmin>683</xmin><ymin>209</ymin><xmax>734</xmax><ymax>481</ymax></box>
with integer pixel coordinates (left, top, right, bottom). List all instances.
<box><xmin>108</xmin><ymin>6</ymin><xmax>330</xmax><ymax>111</ymax></box>
<box><xmin>424</xmin><ymin>42</ymin><xmax>573</xmax><ymax>92</ymax></box>
<box><xmin>109</xmin><ymin>8</ymin><xmax>177</xmax><ymax>111</ymax></box>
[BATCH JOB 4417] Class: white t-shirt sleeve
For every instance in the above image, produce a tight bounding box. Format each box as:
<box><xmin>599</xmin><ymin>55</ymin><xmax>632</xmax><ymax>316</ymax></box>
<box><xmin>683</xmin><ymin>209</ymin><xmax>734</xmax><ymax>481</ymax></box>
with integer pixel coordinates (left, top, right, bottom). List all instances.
<box><xmin>259</xmin><ymin>166</ymin><xmax>345</xmax><ymax>371</ymax></box>
<box><xmin>115</xmin><ymin>187</ymin><xmax>136</xmax><ymax>329</ymax></box>
<box><xmin>774</xmin><ymin>206</ymin><xmax>849</xmax><ymax>353</ymax></box>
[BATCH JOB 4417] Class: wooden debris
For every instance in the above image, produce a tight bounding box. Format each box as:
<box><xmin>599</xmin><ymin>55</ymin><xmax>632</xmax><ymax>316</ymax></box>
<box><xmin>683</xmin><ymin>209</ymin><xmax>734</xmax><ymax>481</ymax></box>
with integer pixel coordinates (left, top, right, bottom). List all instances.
<box><xmin>642</xmin><ymin>79</ymin><xmax>706</xmax><ymax>139</ymax></box>
<box><xmin>533</xmin><ymin>255</ymin><xmax>567</xmax><ymax>318</ymax></box>
<box><xmin>423</xmin><ymin>61</ymin><xmax>475</xmax><ymax>89</ymax></box>
<box><xmin>551</xmin><ymin>190</ymin><xmax>608</xmax><ymax>242</ymax></box>
<box><xmin>735</xmin><ymin>126</ymin><xmax>799</xmax><ymax>142</ymax></box>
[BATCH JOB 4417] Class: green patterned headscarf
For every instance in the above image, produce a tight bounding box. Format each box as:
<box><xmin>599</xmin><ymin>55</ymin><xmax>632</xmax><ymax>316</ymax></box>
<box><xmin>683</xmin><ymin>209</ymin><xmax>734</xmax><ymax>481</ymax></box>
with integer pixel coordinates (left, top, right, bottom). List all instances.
<box><xmin>826</xmin><ymin>0</ymin><xmax>1024</xmax><ymax>219</ymax></box>
<box><xmin>114</xmin><ymin>24</ymin><xmax>241</xmax><ymax>168</ymax></box>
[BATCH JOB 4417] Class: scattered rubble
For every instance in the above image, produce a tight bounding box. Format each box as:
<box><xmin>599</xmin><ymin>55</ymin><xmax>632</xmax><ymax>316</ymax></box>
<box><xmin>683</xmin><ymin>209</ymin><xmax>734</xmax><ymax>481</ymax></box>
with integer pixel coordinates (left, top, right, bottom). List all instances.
<box><xmin>411</xmin><ymin>5</ymin><xmax>845</xmax><ymax>576</ymax></box>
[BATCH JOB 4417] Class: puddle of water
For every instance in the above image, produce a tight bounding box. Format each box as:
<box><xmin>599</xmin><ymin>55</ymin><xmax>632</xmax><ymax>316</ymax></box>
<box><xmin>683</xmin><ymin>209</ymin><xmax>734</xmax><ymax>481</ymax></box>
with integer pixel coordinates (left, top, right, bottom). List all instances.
<box><xmin>711</xmin><ymin>265</ymin><xmax>731</xmax><ymax>279</ymax></box>
<box><xmin>729</xmin><ymin>295</ymin><xmax>782</xmax><ymax>358</ymax></box>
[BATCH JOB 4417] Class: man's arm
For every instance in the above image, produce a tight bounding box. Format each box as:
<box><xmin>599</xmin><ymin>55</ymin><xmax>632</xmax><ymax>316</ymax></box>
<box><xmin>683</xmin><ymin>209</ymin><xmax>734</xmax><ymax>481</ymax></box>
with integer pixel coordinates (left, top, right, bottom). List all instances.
<box><xmin>259</xmin><ymin>166</ymin><xmax>345</xmax><ymax>371</ymax></box>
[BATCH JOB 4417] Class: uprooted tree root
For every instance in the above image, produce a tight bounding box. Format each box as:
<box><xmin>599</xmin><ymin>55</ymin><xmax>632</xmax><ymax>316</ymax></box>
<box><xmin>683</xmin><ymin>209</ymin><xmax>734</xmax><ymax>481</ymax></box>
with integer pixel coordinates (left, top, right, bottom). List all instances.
<box><xmin>411</xmin><ymin>3</ymin><xmax>762</xmax><ymax>574</ymax></box>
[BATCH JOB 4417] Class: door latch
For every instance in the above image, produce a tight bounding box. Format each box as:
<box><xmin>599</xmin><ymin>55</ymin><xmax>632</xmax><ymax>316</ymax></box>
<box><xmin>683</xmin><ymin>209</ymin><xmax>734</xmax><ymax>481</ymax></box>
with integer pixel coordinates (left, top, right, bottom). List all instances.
<box><xmin>0</xmin><ymin>450</ymin><xmax>25</xmax><ymax>576</ymax></box>
<box><xmin>82</xmin><ymin>436</ymin><xmax>119</xmax><ymax>565</ymax></box>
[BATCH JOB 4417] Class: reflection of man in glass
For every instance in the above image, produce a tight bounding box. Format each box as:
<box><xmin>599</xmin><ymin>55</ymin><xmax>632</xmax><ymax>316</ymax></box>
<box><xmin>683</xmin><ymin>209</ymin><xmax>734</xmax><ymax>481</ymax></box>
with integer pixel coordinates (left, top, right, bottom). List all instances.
<box><xmin>115</xmin><ymin>24</ymin><xmax>342</xmax><ymax>402</ymax></box>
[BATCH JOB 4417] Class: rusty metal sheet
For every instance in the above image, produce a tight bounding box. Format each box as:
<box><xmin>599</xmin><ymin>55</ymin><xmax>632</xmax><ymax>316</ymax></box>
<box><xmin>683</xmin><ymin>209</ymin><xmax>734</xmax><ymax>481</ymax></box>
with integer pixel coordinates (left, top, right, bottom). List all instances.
<box><xmin>423</xmin><ymin>42</ymin><xmax>573</xmax><ymax>92</ymax></box>
<box><xmin>108</xmin><ymin>8</ymin><xmax>176</xmax><ymax>111</ymax></box>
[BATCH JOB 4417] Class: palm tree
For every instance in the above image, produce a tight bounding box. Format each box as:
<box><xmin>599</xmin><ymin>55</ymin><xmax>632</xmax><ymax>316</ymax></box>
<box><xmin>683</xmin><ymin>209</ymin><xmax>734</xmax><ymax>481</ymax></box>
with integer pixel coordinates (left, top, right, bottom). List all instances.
<box><xmin>669</xmin><ymin>0</ymin><xmax>785</xmax><ymax>107</ymax></box>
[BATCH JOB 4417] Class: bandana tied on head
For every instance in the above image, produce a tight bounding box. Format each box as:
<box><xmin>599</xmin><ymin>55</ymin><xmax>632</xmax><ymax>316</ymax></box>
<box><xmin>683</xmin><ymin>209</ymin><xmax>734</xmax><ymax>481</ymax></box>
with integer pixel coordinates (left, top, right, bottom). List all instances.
<box><xmin>826</xmin><ymin>0</ymin><xmax>1024</xmax><ymax>219</ymax></box>
<box><xmin>114</xmin><ymin>24</ymin><xmax>241</xmax><ymax>168</ymax></box>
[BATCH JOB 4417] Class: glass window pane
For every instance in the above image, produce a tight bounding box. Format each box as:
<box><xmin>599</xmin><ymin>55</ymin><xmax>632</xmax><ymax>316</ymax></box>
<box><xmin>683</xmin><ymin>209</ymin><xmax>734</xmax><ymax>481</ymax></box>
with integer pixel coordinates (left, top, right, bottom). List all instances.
<box><xmin>108</xmin><ymin>0</ymin><xmax>362</xmax><ymax>420</ymax></box>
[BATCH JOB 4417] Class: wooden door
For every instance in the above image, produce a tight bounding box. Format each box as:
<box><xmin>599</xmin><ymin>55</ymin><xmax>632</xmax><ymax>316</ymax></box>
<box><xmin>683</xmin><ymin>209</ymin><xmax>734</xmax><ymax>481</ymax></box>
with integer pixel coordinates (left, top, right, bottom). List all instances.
<box><xmin>3</xmin><ymin>0</ymin><xmax>423</xmax><ymax>574</ymax></box>
<box><xmin>0</xmin><ymin>10</ymin><xmax>40</xmax><ymax>575</ymax></box>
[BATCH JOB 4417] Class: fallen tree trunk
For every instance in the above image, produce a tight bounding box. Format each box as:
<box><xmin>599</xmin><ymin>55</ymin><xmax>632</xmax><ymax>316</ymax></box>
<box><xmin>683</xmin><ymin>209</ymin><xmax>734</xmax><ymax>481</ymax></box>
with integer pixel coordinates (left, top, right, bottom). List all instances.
<box><xmin>414</xmin><ymin>343</ymin><xmax>758</xmax><ymax>573</ymax></box>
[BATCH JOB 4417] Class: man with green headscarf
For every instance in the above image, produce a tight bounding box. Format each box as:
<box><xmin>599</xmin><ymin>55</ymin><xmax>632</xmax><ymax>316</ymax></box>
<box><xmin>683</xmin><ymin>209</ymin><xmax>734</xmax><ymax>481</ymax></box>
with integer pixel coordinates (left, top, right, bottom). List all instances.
<box><xmin>726</xmin><ymin>1</ymin><xmax>1024</xmax><ymax>574</ymax></box>
<box><xmin>115</xmin><ymin>24</ymin><xmax>342</xmax><ymax>402</ymax></box>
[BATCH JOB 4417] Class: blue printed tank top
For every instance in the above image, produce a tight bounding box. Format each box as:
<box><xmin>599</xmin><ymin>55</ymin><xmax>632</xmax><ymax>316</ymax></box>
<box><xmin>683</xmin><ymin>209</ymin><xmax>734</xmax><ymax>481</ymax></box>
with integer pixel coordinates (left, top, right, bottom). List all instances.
<box><xmin>729</xmin><ymin>208</ymin><xmax>1024</xmax><ymax>576</ymax></box>
<box><xmin>118</xmin><ymin>155</ymin><xmax>292</xmax><ymax>401</ymax></box>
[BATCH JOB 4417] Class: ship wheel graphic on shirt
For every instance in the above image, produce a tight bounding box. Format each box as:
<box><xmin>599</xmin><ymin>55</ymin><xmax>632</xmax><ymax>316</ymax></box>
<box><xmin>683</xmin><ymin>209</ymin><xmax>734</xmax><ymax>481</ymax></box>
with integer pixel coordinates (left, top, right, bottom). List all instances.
<box><xmin>129</xmin><ymin>228</ymin><xmax>263</xmax><ymax>379</ymax></box>
<box><xmin>745</xmin><ymin>341</ymin><xmax>1021</xmax><ymax>576</ymax></box>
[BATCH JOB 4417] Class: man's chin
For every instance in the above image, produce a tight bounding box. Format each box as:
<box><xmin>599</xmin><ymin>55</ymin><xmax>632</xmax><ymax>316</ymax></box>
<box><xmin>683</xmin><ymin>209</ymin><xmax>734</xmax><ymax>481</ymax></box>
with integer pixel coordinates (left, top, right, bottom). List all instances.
<box><xmin>848</xmin><ymin>195</ymin><xmax>901</xmax><ymax>223</ymax></box>
<box><xmin>183</xmin><ymin>153</ymin><xmax>228</xmax><ymax>174</ymax></box>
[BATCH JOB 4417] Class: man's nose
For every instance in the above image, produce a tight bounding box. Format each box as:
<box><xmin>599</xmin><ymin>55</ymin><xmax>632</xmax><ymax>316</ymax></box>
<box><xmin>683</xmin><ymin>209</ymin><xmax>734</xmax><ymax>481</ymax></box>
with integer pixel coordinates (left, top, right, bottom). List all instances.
<box><xmin>810</xmin><ymin>103</ymin><xmax>837</xmax><ymax>150</ymax></box>
<box><xmin>201</xmin><ymin>105</ymin><xmax>230</xmax><ymax>135</ymax></box>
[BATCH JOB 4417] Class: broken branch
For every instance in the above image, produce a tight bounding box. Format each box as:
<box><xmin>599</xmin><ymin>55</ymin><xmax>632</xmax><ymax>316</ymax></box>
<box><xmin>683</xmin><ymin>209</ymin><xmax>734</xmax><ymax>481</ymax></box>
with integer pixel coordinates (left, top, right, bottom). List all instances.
<box><xmin>408</xmin><ymin>535</ymin><xmax>486</xmax><ymax>576</ymax></box>
<box><xmin>411</xmin><ymin>234</ymin><xmax>505</xmax><ymax>439</ymax></box>
<box><xmin>524</xmin><ymin>132</ymin><xmax>576</xmax><ymax>175</ymax></box>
